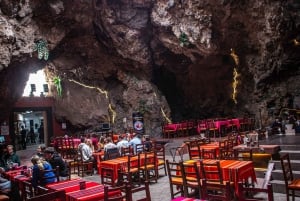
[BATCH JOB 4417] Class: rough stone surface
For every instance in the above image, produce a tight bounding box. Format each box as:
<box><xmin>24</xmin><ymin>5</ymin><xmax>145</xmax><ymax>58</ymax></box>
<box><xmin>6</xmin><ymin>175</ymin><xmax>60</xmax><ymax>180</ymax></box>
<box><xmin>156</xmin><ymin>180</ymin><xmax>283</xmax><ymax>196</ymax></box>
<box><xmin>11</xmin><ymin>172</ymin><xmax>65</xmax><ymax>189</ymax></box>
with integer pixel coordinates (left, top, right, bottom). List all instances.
<box><xmin>0</xmin><ymin>0</ymin><xmax>300</xmax><ymax>136</ymax></box>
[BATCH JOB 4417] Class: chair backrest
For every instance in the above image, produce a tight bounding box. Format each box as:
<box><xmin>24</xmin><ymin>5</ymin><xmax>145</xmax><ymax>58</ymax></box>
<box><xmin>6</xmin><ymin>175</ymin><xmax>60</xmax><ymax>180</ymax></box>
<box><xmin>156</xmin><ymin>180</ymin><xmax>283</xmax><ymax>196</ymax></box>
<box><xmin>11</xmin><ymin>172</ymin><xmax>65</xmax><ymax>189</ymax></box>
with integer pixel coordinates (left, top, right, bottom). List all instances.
<box><xmin>104</xmin><ymin>183</ymin><xmax>130</xmax><ymax>201</ymax></box>
<box><xmin>201</xmin><ymin>148</ymin><xmax>217</xmax><ymax>159</ymax></box>
<box><xmin>128</xmin><ymin>180</ymin><xmax>151</xmax><ymax>201</ymax></box>
<box><xmin>104</xmin><ymin>148</ymin><xmax>120</xmax><ymax>160</ymax></box>
<box><xmin>186</xmin><ymin>141</ymin><xmax>201</xmax><ymax>160</ymax></box>
<box><xmin>237</xmin><ymin>182</ymin><xmax>274</xmax><ymax>201</ymax></box>
<box><xmin>121</xmin><ymin>145</ymin><xmax>133</xmax><ymax>156</ymax></box>
<box><xmin>135</xmin><ymin>143</ymin><xmax>145</xmax><ymax>154</ymax></box>
<box><xmin>181</xmin><ymin>161</ymin><xmax>201</xmax><ymax>197</ymax></box>
<box><xmin>234</xmin><ymin>149</ymin><xmax>253</xmax><ymax>161</ymax></box>
<box><xmin>21</xmin><ymin>180</ymin><xmax>34</xmax><ymax>201</ymax></box>
<box><xmin>101</xmin><ymin>167</ymin><xmax>115</xmax><ymax>186</ymax></box>
<box><xmin>202</xmin><ymin>179</ymin><xmax>232</xmax><ymax>201</ymax></box>
<box><xmin>27</xmin><ymin>190</ymin><xmax>65</xmax><ymax>201</ymax></box>
<box><xmin>154</xmin><ymin>143</ymin><xmax>165</xmax><ymax>161</ymax></box>
<box><xmin>166</xmin><ymin>160</ymin><xmax>184</xmax><ymax>199</ymax></box>
<box><xmin>200</xmin><ymin>160</ymin><xmax>223</xmax><ymax>184</ymax></box>
<box><xmin>280</xmin><ymin>153</ymin><xmax>294</xmax><ymax>186</ymax></box>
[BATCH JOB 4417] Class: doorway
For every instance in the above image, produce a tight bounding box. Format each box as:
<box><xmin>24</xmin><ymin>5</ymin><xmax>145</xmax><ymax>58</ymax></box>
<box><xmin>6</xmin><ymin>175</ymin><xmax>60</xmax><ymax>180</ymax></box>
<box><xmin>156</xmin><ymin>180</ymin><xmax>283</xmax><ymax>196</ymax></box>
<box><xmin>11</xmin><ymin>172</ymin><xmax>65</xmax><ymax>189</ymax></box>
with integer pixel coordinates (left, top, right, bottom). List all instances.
<box><xmin>9</xmin><ymin>107</ymin><xmax>53</xmax><ymax>150</ymax></box>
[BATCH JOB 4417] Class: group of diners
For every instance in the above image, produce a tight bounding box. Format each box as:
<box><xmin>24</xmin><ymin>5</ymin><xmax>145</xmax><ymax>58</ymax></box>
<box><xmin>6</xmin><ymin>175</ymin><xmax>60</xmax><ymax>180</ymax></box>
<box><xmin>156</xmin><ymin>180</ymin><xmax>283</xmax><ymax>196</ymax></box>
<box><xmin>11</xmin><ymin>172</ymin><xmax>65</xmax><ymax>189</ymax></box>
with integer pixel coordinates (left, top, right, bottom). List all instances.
<box><xmin>0</xmin><ymin>144</ymin><xmax>69</xmax><ymax>200</ymax></box>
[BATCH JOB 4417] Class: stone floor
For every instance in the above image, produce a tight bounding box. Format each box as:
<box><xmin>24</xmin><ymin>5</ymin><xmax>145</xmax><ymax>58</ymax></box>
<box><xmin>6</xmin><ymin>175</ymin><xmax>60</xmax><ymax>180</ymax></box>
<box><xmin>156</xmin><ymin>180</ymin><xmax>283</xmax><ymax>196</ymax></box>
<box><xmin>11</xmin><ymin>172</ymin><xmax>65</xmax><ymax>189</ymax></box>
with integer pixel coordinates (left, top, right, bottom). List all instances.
<box><xmin>16</xmin><ymin>134</ymin><xmax>300</xmax><ymax>201</ymax></box>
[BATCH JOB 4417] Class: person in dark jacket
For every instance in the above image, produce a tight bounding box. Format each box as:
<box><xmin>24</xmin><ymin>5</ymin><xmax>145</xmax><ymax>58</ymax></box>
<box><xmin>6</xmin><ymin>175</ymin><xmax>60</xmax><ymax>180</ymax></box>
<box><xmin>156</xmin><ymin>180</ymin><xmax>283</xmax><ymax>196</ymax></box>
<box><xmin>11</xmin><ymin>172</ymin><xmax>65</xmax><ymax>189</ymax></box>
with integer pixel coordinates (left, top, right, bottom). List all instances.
<box><xmin>3</xmin><ymin>145</ymin><xmax>20</xmax><ymax>170</ymax></box>
<box><xmin>43</xmin><ymin>147</ymin><xmax>69</xmax><ymax>180</ymax></box>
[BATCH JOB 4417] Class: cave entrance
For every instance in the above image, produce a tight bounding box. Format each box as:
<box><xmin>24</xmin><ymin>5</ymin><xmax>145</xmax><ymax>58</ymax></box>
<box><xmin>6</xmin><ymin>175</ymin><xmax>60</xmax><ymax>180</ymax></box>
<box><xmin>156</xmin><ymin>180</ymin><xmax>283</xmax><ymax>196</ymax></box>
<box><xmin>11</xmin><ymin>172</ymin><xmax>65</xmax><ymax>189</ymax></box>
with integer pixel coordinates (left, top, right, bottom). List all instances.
<box><xmin>9</xmin><ymin>104</ymin><xmax>54</xmax><ymax>151</ymax></box>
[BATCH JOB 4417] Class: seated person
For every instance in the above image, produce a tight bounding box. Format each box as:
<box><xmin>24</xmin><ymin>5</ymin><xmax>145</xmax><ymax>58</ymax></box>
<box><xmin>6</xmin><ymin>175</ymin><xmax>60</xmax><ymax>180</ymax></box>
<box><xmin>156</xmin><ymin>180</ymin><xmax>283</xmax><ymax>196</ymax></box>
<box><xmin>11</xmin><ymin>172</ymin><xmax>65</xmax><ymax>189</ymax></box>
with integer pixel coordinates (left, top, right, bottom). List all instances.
<box><xmin>2</xmin><ymin>145</ymin><xmax>20</xmax><ymax>171</ymax></box>
<box><xmin>143</xmin><ymin>136</ymin><xmax>152</xmax><ymax>152</ymax></box>
<box><xmin>78</xmin><ymin>137</ymin><xmax>94</xmax><ymax>162</ymax></box>
<box><xmin>129</xmin><ymin>133</ymin><xmax>142</xmax><ymax>154</ymax></box>
<box><xmin>31</xmin><ymin>155</ymin><xmax>56</xmax><ymax>187</ymax></box>
<box><xmin>116</xmin><ymin>135</ymin><xmax>129</xmax><ymax>154</ymax></box>
<box><xmin>36</xmin><ymin>145</ymin><xmax>46</xmax><ymax>159</ymax></box>
<box><xmin>0</xmin><ymin>170</ymin><xmax>11</xmax><ymax>193</ymax></box>
<box><xmin>103</xmin><ymin>137</ymin><xmax>117</xmax><ymax>152</ymax></box>
<box><xmin>271</xmin><ymin>118</ymin><xmax>283</xmax><ymax>134</ymax></box>
<box><xmin>43</xmin><ymin>147</ymin><xmax>69</xmax><ymax>180</ymax></box>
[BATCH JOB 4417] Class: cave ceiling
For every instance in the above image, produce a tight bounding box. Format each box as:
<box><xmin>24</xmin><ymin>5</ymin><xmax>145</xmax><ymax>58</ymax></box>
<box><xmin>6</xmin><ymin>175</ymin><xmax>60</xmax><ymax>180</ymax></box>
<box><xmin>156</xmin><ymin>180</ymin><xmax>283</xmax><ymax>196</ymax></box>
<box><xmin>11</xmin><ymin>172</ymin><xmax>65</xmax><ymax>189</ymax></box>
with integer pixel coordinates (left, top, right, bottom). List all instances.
<box><xmin>0</xmin><ymin>0</ymin><xmax>299</xmax><ymax>136</ymax></box>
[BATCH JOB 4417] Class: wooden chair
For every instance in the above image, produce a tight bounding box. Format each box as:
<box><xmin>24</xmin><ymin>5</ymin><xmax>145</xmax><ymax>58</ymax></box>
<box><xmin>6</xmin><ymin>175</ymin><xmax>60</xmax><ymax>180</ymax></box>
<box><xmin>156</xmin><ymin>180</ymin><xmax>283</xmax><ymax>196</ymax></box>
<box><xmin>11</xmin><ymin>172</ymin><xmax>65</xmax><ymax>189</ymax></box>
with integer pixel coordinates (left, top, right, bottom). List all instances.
<box><xmin>135</xmin><ymin>144</ymin><xmax>146</xmax><ymax>154</ymax></box>
<box><xmin>104</xmin><ymin>148</ymin><xmax>120</xmax><ymax>160</ymax></box>
<box><xmin>153</xmin><ymin>143</ymin><xmax>167</xmax><ymax>176</ymax></box>
<box><xmin>101</xmin><ymin>167</ymin><xmax>116</xmax><ymax>186</ymax></box>
<box><xmin>237</xmin><ymin>182</ymin><xmax>274</xmax><ymax>201</ymax></box>
<box><xmin>128</xmin><ymin>181</ymin><xmax>151</xmax><ymax>201</ymax></box>
<box><xmin>104</xmin><ymin>183</ymin><xmax>130</xmax><ymax>201</ymax></box>
<box><xmin>201</xmin><ymin>148</ymin><xmax>217</xmax><ymax>159</ymax></box>
<box><xmin>186</xmin><ymin>140</ymin><xmax>201</xmax><ymax>160</ymax></box>
<box><xmin>118</xmin><ymin>155</ymin><xmax>141</xmax><ymax>186</ymax></box>
<box><xmin>21</xmin><ymin>181</ymin><xmax>34</xmax><ymax>201</ymax></box>
<box><xmin>280</xmin><ymin>153</ymin><xmax>300</xmax><ymax>201</ymax></box>
<box><xmin>77</xmin><ymin>150</ymin><xmax>94</xmax><ymax>177</ymax></box>
<box><xmin>182</xmin><ymin>161</ymin><xmax>203</xmax><ymax>199</ymax></box>
<box><xmin>202</xmin><ymin>179</ymin><xmax>232</xmax><ymax>201</ymax></box>
<box><xmin>139</xmin><ymin>151</ymin><xmax>157</xmax><ymax>183</ymax></box>
<box><xmin>121</xmin><ymin>145</ymin><xmax>133</xmax><ymax>156</ymax></box>
<box><xmin>27</xmin><ymin>190</ymin><xmax>65</xmax><ymax>201</ymax></box>
<box><xmin>166</xmin><ymin>160</ymin><xmax>185</xmax><ymax>199</ymax></box>
<box><xmin>206</xmin><ymin>120</ymin><xmax>218</xmax><ymax>140</ymax></box>
<box><xmin>200</xmin><ymin>160</ymin><xmax>223</xmax><ymax>184</ymax></box>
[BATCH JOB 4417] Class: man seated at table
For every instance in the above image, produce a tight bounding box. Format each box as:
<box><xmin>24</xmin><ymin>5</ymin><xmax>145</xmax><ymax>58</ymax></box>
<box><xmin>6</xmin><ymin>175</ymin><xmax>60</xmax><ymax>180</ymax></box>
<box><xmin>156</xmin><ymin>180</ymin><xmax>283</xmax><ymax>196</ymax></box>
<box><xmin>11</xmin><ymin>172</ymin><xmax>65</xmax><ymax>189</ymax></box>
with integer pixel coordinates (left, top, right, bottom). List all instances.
<box><xmin>129</xmin><ymin>133</ymin><xmax>142</xmax><ymax>154</ymax></box>
<box><xmin>1</xmin><ymin>145</ymin><xmax>20</xmax><ymax>171</ymax></box>
<box><xmin>78</xmin><ymin>137</ymin><xmax>94</xmax><ymax>162</ymax></box>
<box><xmin>44</xmin><ymin>147</ymin><xmax>69</xmax><ymax>181</ymax></box>
<box><xmin>116</xmin><ymin>135</ymin><xmax>129</xmax><ymax>154</ymax></box>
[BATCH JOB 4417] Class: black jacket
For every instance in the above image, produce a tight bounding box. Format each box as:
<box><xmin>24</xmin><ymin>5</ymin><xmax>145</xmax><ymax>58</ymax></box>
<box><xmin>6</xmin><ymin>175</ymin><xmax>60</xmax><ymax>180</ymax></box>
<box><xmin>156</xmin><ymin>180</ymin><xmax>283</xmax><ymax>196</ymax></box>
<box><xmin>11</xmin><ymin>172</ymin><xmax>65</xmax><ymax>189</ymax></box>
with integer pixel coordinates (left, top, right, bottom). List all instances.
<box><xmin>48</xmin><ymin>153</ymin><xmax>69</xmax><ymax>177</ymax></box>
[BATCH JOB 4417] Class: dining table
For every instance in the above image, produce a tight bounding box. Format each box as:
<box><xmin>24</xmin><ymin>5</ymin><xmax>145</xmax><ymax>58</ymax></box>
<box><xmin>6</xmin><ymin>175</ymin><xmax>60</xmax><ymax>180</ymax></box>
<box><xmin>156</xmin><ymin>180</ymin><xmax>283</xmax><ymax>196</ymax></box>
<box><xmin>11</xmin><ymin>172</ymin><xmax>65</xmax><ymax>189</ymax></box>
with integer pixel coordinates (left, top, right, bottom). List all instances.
<box><xmin>98</xmin><ymin>153</ymin><xmax>157</xmax><ymax>181</ymax></box>
<box><xmin>47</xmin><ymin>178</ymin><xmax>121</xmax><ymax>201</ymax></box>
<box><xmin>184</xmin><ymin>159</ymin><xmax>256</xmax><ymax>195</ymax></box>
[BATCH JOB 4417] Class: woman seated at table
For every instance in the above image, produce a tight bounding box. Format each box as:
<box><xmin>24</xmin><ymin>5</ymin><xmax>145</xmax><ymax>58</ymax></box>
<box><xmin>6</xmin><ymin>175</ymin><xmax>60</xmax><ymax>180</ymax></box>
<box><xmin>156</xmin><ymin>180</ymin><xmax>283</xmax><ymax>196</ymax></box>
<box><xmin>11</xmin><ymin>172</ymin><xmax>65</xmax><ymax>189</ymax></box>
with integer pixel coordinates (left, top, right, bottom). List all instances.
<box><xmin>31</xmin><ymin>155</ymin><xmax>56</xmax><ymax>187</ymax></box>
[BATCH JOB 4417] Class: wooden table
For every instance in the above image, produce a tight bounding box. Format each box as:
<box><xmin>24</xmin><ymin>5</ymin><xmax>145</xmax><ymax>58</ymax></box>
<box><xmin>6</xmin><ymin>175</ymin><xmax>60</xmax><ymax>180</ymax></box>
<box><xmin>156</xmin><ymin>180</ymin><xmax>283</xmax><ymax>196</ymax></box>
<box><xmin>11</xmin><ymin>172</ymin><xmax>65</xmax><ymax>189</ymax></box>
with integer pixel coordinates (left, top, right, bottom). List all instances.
<box><xmin>98</xmin><ymin>153</ymin><xmax>156</xmax><ymax>180</ymax></box>
<box><xmin>233</xmin><ymin>144</ymin><xmax>281</xmax><ymax>159</ymax></box>
<box><xmin>185</xmin><ymin>159</ymin><xmax>256</xmax><ymax>194</ymax></box>
<box><xmin>47</xmin><ymin>179</ymin><xmax>120</xmax><ymax>201</ymax></box>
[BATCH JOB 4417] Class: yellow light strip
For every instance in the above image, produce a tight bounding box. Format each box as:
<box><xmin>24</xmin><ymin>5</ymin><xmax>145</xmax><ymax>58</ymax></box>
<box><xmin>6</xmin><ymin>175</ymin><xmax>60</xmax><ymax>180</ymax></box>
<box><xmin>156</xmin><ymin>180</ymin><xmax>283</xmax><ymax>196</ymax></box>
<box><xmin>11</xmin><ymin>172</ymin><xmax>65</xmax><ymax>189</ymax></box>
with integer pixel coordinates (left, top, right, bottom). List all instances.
<box><xmin>108</xmin><ymin>103</ymin><xmax>116</xmax><ymax>124</ymax></box>
<box><xmin>69</xmin><ymin>79</ymin><xmax>108</xmax><ymax>99</ymax></box>
<box><xmin>230</xmin><ymin>48</ymin><xmax>239</xmax><ymax>66</ymax></box>
<box><xmin>232</xmin><ymin>67</ymin><xmax>239</xmax><ymax>104</ymax></box>
<box><xmin>160</xmin><ymin>107</ymin><xmax>172</xmax><ymax>123</ymax></box>
<box><xmin>68</xmin><ymin>79</ymin><xmax>115</xmax><ymax>123</ymax></box>
<box><xmin>230</xmin><ymin>48</ymin><xmax>240</xmax><ymax>104</ymax></box>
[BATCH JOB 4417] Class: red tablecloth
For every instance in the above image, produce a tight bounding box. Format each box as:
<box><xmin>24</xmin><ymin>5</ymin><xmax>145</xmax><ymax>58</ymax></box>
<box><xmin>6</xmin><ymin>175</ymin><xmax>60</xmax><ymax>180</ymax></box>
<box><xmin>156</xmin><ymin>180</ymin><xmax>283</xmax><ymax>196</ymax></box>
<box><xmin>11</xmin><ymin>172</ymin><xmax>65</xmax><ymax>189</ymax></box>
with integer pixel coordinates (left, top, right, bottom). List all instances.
<box><xmin>47</xmin><ymin>179</ymin><xmax>99</xmax><ymax>193</ymax></box>
<box><xmin>172</xmin><ymin>197</ymin><xmax>206</xmax><ymax>201</ymax></box>
<box><xmin>98</xmin><ymin>153</ymin><xmax>156</xmax><ymax>180</ymax></box>
<box><xmin>66</xmin><ymin>184</ymin><xmax>120</xmax><ymax>201</ymax></box>
<box><xmin>185</xmin><ymin>159</ymin><xmax>256</xmax><ymax>194</ymax></box>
